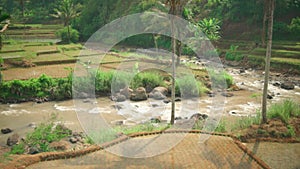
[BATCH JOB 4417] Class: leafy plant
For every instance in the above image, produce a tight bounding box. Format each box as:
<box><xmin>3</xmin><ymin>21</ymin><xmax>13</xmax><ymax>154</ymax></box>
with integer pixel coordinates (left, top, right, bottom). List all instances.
<box><xmin>55</xmin><ymin>26</ymin><xmax>79</xmax><ymax>43</ymax></box>
<box><xmin>225</xmin><ymin>45</ymin><xmax>243</xmax><ymax>61</ymax></box>
<box><xmin>208</xmin><ymin>69</ymin><xmax>233</xmax><ymax>88</ymax></box>
<box><xmin>198</xmin><ymin>18</ymin><xmax>221</xmax><ymax>41</ymax></box>
<box><xmin>25</xmin><ymin>113</ymin><xmax>71</xmax><ymax>152</ymax></box>
<box><xmin>10</xmin><ymin>143</ymin><xmax>25</xmax><ymax>155</ymax></box>
<box><xmin>175</xmin><ymin>76</ymin><xmax>208</xmax><ymax>97</ymax></box>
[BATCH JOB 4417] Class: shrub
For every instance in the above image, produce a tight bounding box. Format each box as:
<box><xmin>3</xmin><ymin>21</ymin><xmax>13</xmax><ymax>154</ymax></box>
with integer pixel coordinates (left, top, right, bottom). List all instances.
<box><xmin>10</xmin><ymin>143</ymin><xmax>25</xmax><ymax>154</ymax></box>
<box><xmin>132</xmin><ymin>72</ymin><xmax>165</xmax><ymax>92</ymax></box>
<box><xmin>208</xmin><ymin>69</ymin><xmax>233</xmax><ymax>88</ymax></box>
<box><xmin>267</xmin><ymin>99</ymin><xmax>300</xmax><ymax>124</ymax></box>
<box><xmin>175</xmin><ymin>76</ymin><xmax>208</xmax><ymax>97</ymax></box>
<box><xmin>55</xmin><ymin>26</ymin><xmax>79</xmax><ymax>43</ymax></box>
<box><xmin>25</xmin><ymin>113</ymin><xmax>71</xmax><ymax>152</ymax></box>
<box><xmin>289</xmin><ymin>17</ymin><xmax>300</xmax><ymax>36</ymax></box>
<box><xmin>225</xmin><ymin>45</ymin><xmax>243</xmax><ymax>61</ymax></box>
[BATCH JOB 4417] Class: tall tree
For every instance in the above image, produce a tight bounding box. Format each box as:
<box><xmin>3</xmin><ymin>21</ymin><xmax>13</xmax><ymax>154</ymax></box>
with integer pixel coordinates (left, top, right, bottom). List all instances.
<box><xmin>261</xmin><ymin>0</ymin><xmax>268</xmax><ymax>47</ymax></box>
<box><xmin>262</xmin><ymin>0</ymin><xmax>275</xmax><ymax>124</ymax></box>
<box><xmin>52</xmin><ymin>0</ymin><xmax>81</xmax><ymax>43</ymax></box>
<box><xmin>166</xmin><ymin>0</ymin><xmax>186</xmax><ymax>125</ymax></box>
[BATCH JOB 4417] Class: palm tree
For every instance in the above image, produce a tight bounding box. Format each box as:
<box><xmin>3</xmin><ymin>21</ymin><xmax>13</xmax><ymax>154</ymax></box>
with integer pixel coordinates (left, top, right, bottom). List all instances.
<box><xmin>52</xmin><ymin>0</ymin><xmax>81</xmax><ymax>43</ymax></box>
<box><xmin>262</xmin><ymin>0</ymin><xmax>275</xmax><ymax>124</ymax></box>
<box><xmin>0</xmin><ymin>8</ymin><xmax>10</xmax><ymax>50</ymax></box>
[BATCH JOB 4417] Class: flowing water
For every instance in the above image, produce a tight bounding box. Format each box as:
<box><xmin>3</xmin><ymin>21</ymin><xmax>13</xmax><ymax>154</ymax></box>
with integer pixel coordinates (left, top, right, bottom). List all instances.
<box><xmin>0</xmin><ymin>67</ymin><xmax>299</xmax><ymax>146</ymax></box>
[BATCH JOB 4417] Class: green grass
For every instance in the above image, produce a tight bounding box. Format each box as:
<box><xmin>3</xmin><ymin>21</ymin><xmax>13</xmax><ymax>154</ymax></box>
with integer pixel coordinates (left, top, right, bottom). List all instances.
<box><xmin>267</xmin><ymin>99</ymin><xmax>300</xmax><ymax>124</ymax></box>
<box><xmin>232</xmin><ymin>113</ymin><xmax>261</xmax><ymax>131</ymax></box>
<box><xmin>32</xmin><ymin>53</ymin><xmax>75</xmax><ymax>62</ymax></box>
<box><xmin>115</xmin><ymin>123</ymin><xmax>170</xmax><ymax>135</ymax></box>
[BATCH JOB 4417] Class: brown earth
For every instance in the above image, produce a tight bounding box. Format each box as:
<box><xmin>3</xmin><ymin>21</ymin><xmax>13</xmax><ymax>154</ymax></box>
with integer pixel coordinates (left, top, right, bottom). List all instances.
<box><xmin>239</xmin><ymin>117</ymin><xmax>300</xmax><ymax>143</ymax></box>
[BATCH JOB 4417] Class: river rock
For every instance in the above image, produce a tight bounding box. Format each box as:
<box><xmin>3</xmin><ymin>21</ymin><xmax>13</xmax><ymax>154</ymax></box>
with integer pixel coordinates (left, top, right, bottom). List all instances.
<box><xmin>116</xmin><ymin>94</ymin><xmax>126</xmax><ymax>102</ymax></box>
<box><xmin>190</xmin><ymin>113</ymin><xmax>209</xmax><ymax>120</ymax></box>
<box><xmin>175</xmin><ymin>97</ymin><xmax>181</xmax><ymax>102</ymax></box>
<box><xmin>28</xmin><ymin>123</ymin><xmax>36</xmax><ymax>128</ymax></box>
<box><xmin>1</xmin><ymin>128</ymin><xmax>13</xmax><ymax>134</ymax></box>
<box><xmin>151</xmin><ymin>87</ymin><xmax>168</xmax><ymax>96</ymax></box>
<box><xmin>130</xmin><ymin>87</ymin><xmax>147</xmax><ymax>101</ymax></box>
<box><xmin>272</xmin><ymin>81</ymin><xmax>281</xmax><ymax>87</ymax></box>
<box><xmin>221</xmin><ymin>92</ymin><xmax>234</xmax><ymax>97</ymax></box>
<box><xmin>29</xmin><ymin>146</ymin><xmax>40</xmax><ymax>154</ymax></box>
<box><xmin>149</xmin><ymin>91</ymin><xmax>166</xmax><ymax>100</ymax></box>
<box><xmin>7</xmin><ymin>133</ymin><xmax>19</xmax><ymax>146</ymax></box>
<box><xmin>163</xmin><ymin>99</ymin><xmax>171</xmax><ymax>104</ymax></box>
<box><xmin>120</xmin><ymin>86</ymin><xmax>133</xmax><ymax>99</ymax></box>
<box><xmin>280</xmin><ymin>82</ymin><xmax>295</xmax><ymax>90</ymax></box>
<box><xmin>69</xmin><ymin>137</ymin><xmax>78</xmax><ymax>144</ymax></box>
<box><xmin>150</xmin><ymin>117</ymin><xmax>161</xmax><ymax>123</ymax></box>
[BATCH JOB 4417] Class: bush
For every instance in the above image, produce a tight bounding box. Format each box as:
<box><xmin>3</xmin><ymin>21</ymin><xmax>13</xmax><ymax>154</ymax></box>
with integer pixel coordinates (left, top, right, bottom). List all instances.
<box><xmin>10</xmin><ymin>143</ymin><xmax>25</xmax><ymax>154</ymax></box>
<box><xmin>225</xmin><ymin>45</ymin><xmax>243</xmax><ymax>61</ymax></box>
<box><xmin>175</xmin><ymin>76</ymin><xmax>208</xmax><ymax>97</ymax></box>
<box><xmin>209</xmin><ymin>69</ymin><xmax>233</xmax><ymax>88</ymax></box>
<box><xmin>267</xmin><ymin>99</ymin><xmax>300</xmax><ymax>124</ymax></box>
<box><xmin>55</xmin><ymin>26</ymin><xmax>79</xmax><ymax>43</ymax></box>
<box><xmin>25</xmin><ymin>114</ymin><xmax>71</xmax><ymax>152</ymax></box>
<box><xmin>288</xmin><ymin>17</ymin><xmax>300</xmax><ymax>38</ymax></box>
<box><xmin>132</xmin><ymin>72</ymin><xmax>165</xmax><ymax>92</ymax></box>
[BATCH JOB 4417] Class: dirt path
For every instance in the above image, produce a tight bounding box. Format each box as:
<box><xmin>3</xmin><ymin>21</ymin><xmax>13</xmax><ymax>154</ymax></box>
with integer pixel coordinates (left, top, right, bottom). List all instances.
<box><xmin>27</xmin><ymin>133</ymin><xmax>266</xmax><ymax>169</ymax></box>
<box><xmin>246</xmin><ymin>142</ymin><xmax>300</xmax><ymax>169</ymax></box>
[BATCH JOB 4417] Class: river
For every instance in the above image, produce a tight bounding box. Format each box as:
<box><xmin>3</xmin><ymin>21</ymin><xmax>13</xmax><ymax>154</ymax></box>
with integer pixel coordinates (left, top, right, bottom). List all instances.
<box><xmin>0</xmin><ymin>67</ymin><xmax>299</xmax><ymax>146</ymax></box>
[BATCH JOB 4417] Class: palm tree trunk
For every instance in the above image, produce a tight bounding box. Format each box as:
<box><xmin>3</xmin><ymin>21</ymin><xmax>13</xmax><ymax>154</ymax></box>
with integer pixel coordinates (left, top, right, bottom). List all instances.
<box><xmin>262</xmin><ymin>0</ymin><xmax>274</xmax><ymax>124</ymax></box>
<box><xmin>67</xmin><ymin>25</ymin><xmax>71</xmax><ymax>43</ymax></box>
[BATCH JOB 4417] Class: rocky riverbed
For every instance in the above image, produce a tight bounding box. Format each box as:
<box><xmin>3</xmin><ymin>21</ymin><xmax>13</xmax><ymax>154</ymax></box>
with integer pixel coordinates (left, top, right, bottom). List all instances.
<box><xmin>0</xmin><ymin>65</ymin><xmax>299</xmax><ymax>147</ymax></box>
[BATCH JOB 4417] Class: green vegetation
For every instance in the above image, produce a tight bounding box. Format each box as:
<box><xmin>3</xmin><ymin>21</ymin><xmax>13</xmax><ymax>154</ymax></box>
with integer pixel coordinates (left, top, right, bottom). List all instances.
<box><xmin>267</xmin><ymin>99</ymin><xmax>300</xmax><ymax>124</ymax></box>
<box><xmin>175</xmin><ymin>76</ymin><xmax>208</xmax><ymax>97</ymax></box>
<box><xmin>209</xmin><ymin>69</ymin><xmax>234</xmax><ymax>88</ymax></box>
<box><xmin>10</xmin><ymin>143</ymin><xmax>25</xmax><ymax>155</ymax></box>
<box><xmin>115</xmin><ymin>123</ymin><xmax>170</xmax><ymax>135</ymax></box>
<box><xmin>233</xmin><ymin>99</ymin><xmax>300</xmax><ymax>131</ymax></box>
<box><xmin>233</xmin><ymin>114</ymin><xmax>261</xmax><ymax>131</ymax></box>
<box><xmin>225</xmin><ymin>45</ymin><xmax>243</xmax><ymax>61</ymax></box>
<box><xmin>9</xmin><ymin>113</ymin><xmax>72</xmax><ymax>154</ymax></box>
<box><xmin>55</xmin><ymin>26</ymin><xmax>79</xmax><ymax>43</ymax></box>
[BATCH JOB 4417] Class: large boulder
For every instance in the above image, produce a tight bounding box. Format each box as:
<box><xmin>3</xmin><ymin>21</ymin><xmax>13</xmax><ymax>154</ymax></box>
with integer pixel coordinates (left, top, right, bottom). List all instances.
<box><xmin>130</xmin><ymin>87</ymin><xmax>147</xmax><ymax>101</ymax></box>
<box><xmin>149</xmin><ymin>91</ymin><xmax>166</xmax><ymax>100</ymax></box>
<box><xmin>151</xmin><ymin>87</ymin><xmax>168</xmax><ymax>96</ymax></box>
<box><xmin>120</xmin><ymin>86</ymin><xmax>133</xmax><ymax>99</ymax></box>
<box><xmin>7</xmin><ymin>133</ymin><xmax>19</xmax><ymax>146</ymax></box>
<box><xmin>280</xmin><ymin>82</ymin><xmax>295</xmax><ymax>90</ymax></box>
<box><xmin>149</xmin><ymin>87</ymin><xmax>168</xmax><ymax>100</ymax></box>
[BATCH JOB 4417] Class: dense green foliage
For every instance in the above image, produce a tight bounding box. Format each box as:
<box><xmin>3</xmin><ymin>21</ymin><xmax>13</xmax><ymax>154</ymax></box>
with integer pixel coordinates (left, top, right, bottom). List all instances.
<box><xmin>267</xmin><ymin>99</ymin><xmax>300</xmax><ymax>124</ymax></box>
<box><xmin>10</xmin><ymin>113</ymin><xmax>72</xmax><ymax>154</ymax></box>
<box><xmin>225</xmin><ymin>45</ymin><xmax>243</xmax><ymax>61</ymax></box>
<box><xmin>55</xmin><ymin>26</ymin><xmax>79</xmax><ymax>43</ymax></box>
<box><xmin>208</xmin><ymin>69</ymin><xmax>234</xmax><ymax>88</ymax></box>
<box><xmin>175</xmin><ymin>76</ymin><xmax>208</xmax><ymax>97</ymax></box>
